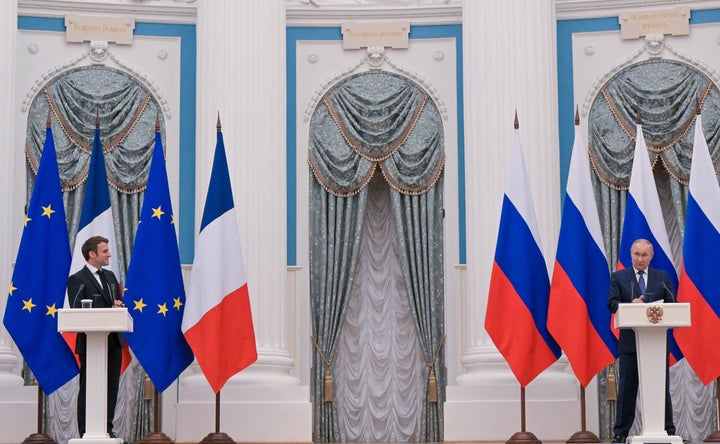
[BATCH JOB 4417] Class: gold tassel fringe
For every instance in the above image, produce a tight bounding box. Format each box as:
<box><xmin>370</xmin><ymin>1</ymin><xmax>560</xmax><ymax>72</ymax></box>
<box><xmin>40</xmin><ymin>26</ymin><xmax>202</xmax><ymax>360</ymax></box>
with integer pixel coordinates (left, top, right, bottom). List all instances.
<box><xmin>428</xmin><ymin>367</ymin><xmax>438</xmax><ymax>403</ymax></box>
<box><xmin>607</xmin><ymin>363</ymin><xmax>617</xmax><ymax>402</ymax></box>
<box><xmin>324</xmin><ymin>369</ymin><xmax>333</xmax><ymax>402</ymax></box>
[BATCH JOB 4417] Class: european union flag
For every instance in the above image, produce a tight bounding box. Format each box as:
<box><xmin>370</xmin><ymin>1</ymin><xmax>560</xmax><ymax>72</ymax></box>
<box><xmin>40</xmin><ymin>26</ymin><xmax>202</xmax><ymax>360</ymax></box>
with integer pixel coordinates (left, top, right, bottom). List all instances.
<box><xmin>123</xmin><ymin>130</ymin><xmax>194</xmax><ymax>392</ymax></box>
<box><xmin>3</xmin><ymin>125</ymin><xmax>79</xmax><ymax>394</ymax></box>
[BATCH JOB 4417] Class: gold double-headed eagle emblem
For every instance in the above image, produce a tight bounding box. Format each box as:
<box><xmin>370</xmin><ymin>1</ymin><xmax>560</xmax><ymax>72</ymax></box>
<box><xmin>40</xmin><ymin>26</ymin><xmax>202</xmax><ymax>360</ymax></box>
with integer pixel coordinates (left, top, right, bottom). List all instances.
<box><xmin>646</xmin><ymin>306</ymin><xmax>664</xmax><ymax>324</ymax></box>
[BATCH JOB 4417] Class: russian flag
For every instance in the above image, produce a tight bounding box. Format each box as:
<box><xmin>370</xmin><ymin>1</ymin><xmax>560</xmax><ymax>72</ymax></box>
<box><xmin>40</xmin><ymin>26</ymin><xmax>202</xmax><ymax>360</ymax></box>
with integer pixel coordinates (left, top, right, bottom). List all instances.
<box><xmin>484</xmin><ymin>122</ymin><xmax>561</xmax><ymax>387</ymax></box>
<box><xmin>674</xmin><ymin>114</ymin><xmax>720</xmax><ymax>384</ymax></box>
<box><xmin>182</xmin><ymin>120</ymin><xmax>258</xmax><ymax>393</ymax></box>
<box><xmin>548</xmin><ymin>113</ymin><xmax>614</xmax><ymax>388</ymax></box>
<box><xmin>618</xmin><ymin>122</ymin><xmax>682</xmax><ymax>363</ymax></box>
<box><xmin>65</xmin><ymin>126</ymin><xmax>131</xmax><ymax>372</ymax></box>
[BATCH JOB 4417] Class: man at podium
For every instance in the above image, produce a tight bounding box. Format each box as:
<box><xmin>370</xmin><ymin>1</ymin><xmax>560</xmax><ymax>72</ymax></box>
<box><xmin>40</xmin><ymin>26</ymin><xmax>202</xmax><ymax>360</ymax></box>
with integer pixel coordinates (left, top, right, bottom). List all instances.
<box><xmin>607</xmin><ymin>238</ymin><xmax>676</xmax><ymax>443</ymax></box>
<box><xmin>67</xmin><ymin>236</ymin><xmax>125</xmax><ymax>439</ymax></box>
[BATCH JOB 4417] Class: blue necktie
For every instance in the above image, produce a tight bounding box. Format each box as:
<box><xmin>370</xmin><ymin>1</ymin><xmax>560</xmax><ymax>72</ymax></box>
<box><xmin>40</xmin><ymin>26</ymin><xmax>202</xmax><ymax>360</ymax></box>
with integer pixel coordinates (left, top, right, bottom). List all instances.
<box><xmin>638</xmin><ymin>270</ymin><xmax>646</xmax><ymax>296</ymax></box>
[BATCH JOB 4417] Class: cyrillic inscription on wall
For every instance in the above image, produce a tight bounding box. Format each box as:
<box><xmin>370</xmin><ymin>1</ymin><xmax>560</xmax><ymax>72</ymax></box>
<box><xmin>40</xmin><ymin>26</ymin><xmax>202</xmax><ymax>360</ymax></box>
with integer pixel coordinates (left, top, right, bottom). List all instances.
<box><xmin>619</xmin><ymin>7</ymin><xmax>690</xmax><ymax>39</ymax></box>
<box><xmin>65</xmin><ymin>15</ymin><xmax>135</xmax><ymax>45</ymax></box>
<box><xmin>342</xmin><ymin>22</ymin><xmax>410</xmax><ymax>49</ymax></box>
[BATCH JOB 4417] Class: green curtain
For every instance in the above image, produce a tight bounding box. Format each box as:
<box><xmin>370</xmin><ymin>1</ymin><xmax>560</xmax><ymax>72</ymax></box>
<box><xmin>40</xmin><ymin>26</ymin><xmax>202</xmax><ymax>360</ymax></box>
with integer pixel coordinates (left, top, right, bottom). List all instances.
<box><xmin>309</xmin><ymin>70</ymin><xmax>445</xmax><ymax>442</ymax></box>
<box><xmin>390</xmin><ymin>183</ymin><xmax>445</xmax><ymax>441</ymax></box>
<box><xmin>310</xmin><ymin>179</ymin><xmax>368</xmax><ymax>442</ymax></box>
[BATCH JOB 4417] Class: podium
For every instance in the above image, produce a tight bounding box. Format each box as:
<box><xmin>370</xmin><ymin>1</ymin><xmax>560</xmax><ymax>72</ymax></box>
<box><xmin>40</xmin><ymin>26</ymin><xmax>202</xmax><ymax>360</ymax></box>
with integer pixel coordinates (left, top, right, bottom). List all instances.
<box><xmin>58</xmin><ymin>308</ymin><xmax>133</xmax><ymax>444</ymax></box>
<box><xmin>614</xmin><ymin>302</ymin><xmax>690</xmax><ymax>444</ymax></box>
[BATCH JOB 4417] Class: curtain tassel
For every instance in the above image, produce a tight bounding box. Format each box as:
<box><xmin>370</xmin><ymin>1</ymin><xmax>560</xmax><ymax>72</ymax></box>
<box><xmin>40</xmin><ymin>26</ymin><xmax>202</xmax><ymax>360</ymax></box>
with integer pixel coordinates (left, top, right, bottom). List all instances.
<box><xmin>606</xmin><ymin>363</ymin><xmax>617</xmax><ymax>402</ymax></box>
<box><xmin>324</xmin><ymin>368</ymin><xmax>333</xmax><ymax>402</ymax></box>
<box><xmin>428</xmin><ymin>367</ymin><xmax>438</xmax><ymax>403</ymax></box>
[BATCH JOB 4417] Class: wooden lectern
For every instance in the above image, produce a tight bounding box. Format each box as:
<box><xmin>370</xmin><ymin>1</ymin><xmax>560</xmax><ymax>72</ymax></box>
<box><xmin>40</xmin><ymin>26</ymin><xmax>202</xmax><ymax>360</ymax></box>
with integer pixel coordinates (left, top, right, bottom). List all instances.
<box><xmin>614</xmin><ymin>302</ymin><xmax>690</xmax><ymax>444</ymax></box>
<box><xmin>58</xmin><ymin>308</ymin><xmax>133</xmax><ymax>444</ymax></box>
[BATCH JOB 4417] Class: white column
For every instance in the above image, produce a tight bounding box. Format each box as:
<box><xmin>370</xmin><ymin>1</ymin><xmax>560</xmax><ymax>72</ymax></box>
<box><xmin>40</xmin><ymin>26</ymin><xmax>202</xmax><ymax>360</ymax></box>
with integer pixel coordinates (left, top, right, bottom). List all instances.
<box><xmin>445</xmin><ymin>0</ymin><xmax>580</xmax><ymax>441</ymax></box>
<box><xmin>445</xmin><ymin>0</ymin><xmax>579</xmax><ymax>440</ymax></box>
<box><xmin>192</xmin><ymin>0</ymin><xmax>297</xmax><ymax>387</ymax></box>
<box><xmin>0</xmin><ymin>0</ymin><xmax>22</xmax><ymax>388</ymax></box>
<box><xmin>459</xmin><ymin>0</ymin><xmax>562</xmax><ymax>386</ymax></box>
<box><xmin>178</xmin><ymin>2</ymin><xmax>311</xmax><ymax>439</ymax></box>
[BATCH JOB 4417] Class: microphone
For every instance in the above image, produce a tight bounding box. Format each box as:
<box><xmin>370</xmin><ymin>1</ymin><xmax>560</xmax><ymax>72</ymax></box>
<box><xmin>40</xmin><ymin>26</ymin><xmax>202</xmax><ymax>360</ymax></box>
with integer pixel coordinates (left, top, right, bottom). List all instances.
<box><xmin>109</xmin><ymin>281</ymin><xmax>116</xmax><ymax>303</ymax></box>
<box><xmin>662</xmin><ymin>282</ymin><xmax>677</xmax><ymax>303</ymax></box>
<box><xmin>72</xmin><ymin>283</ymin><xmax>85</xmax><ymax>308</ymax></box>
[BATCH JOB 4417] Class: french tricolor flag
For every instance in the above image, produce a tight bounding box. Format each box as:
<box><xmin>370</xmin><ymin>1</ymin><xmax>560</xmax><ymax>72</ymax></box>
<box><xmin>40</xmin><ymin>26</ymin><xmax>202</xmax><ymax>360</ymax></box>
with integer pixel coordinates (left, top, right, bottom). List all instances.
<box><xmin>548</xmin><ymin>113</ymin><xmax>614</xmax><ymax>388</ymax></box>
<box><xmin>182</xmin><ymin>120</ymin><xmax>258</xmax><ymax>393</ymax></box>
<box><xmin>484</xmin><ymin>121</ymin><xmax>561</xmax><ymax>387</ymax></box>
<box><xmin>618</xmin><ymin>121</ymin><xmax>682</xmax><ymax>363</ymax></box>
<box><xmin>64</xmin><ymin>126</ymin><xmax>130</xmax><ymax>371</ymax></box>
<box><xmin>674</xmin><ymin>114</ymin><xmax>720</xmax><ymax>384</ymax></box>
<box><xmin>69</xmin><ymin>127</ymin><xmax>119</xmax><ymax>282</ymax></box>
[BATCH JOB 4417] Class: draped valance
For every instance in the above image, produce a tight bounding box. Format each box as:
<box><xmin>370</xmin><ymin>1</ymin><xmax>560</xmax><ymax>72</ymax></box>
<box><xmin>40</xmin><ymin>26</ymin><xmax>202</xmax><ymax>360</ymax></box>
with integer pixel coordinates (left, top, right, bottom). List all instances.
<box><xmin>308</xmin><ymin>71</ymin><xmax>445</xmax><ymax>197</ymax></box>
<box><xmin>588</xmin><ymin>59</ymin><xmax>720</xmax><ymax>190</ymax></box>
<box><xmin>26</xmin><ymin>65</ymin><xmax>163</xmax><ymax>194</ymax></box>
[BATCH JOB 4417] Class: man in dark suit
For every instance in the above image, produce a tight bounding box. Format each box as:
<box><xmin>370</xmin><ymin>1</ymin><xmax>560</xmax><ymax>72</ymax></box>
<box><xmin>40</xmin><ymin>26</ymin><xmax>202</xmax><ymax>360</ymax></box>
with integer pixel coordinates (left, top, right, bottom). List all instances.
<box><xmin>67</xmin><ymin>235</ymin><xmax>125</xmax><ymax>439</ymax></box>
<box><xmin>607</xmin><ymin>238</ymin><xmax>676</xmax><ymax>443</ymax></box>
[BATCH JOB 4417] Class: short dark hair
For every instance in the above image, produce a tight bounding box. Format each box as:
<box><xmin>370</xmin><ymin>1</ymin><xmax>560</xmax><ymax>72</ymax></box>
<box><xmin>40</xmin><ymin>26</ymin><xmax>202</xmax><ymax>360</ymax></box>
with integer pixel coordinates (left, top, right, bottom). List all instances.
<box><xmin>81</xmin><ymin>235</ymin><xmax>109</xmax><ymax>260</ymax></box>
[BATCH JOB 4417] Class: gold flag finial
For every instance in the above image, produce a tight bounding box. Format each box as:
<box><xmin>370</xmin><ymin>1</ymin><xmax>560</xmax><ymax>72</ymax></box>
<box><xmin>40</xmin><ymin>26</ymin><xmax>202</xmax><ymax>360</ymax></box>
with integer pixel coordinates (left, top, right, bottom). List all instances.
<box><xmin>216</xmin><ymin>112</ymin><xmax>222</xmax><ymax>132</ymax></box>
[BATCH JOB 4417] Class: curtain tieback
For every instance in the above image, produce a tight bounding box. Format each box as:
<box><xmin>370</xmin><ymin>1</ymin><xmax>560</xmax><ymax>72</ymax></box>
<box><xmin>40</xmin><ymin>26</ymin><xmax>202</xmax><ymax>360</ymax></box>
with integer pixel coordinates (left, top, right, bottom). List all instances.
<box><xmin>311</xmin><ymin>336</ymin><xmax>335</xmax><ymax>403</ymax></box>
<box><xmin>425</xmin><ymin>335</ymin><xmax>446</xmax><ymax>404</ymax></box>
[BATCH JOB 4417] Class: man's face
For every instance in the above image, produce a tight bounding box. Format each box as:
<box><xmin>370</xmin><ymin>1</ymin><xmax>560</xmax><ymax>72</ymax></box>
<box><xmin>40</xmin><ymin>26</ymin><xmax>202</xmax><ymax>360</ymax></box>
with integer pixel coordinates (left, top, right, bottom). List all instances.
<box><xmin>88</xmin><ymin>241</ymin><xmax>111</xmax><ymax>268</ymax></box>
<box><xmin>630</xmin><ymin>242</ymin><xmax>653</xmax><ymax>271</ymax></box>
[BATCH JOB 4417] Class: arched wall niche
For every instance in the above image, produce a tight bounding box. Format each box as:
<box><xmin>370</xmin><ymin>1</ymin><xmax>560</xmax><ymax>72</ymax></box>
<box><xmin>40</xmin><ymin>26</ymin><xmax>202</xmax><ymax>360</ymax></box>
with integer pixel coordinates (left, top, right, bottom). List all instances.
<box><xmin>12</xmin><ymin>30</ymin><xmax>183</xmax><ymax>269</ymax></box>
<box><xmin>292</xmin><ymin>34</ymin><xmax>462</xmax><ymax>392</ymax></box>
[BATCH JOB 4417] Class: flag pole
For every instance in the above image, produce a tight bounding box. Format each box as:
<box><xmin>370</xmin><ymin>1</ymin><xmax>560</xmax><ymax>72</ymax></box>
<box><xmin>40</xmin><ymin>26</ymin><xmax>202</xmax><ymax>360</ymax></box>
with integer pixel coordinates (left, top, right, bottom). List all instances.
<box><xmin>198</xmin><ymin>390</ymin><xmax>236</xmax><ymax>444</ymax></box>
<box><xmin>506</xmin><ymin>386</ymin><xmax>541</xmax><ymax>444</ymax></box>
<box><xmin>566</xmin><ymin>384</ymin><xmax>601</xmax><ymax>443</ymax></box>
<box><xmin>137</xmin><ymin>385</ymin><xmax>173</xmax><ymax>444</ymax></box>
<box><xmin>21</xmin><ymin>385</ymin><xmax>56</xmax><ymax>444</ymax></box>
<box><xmin>703</xmin><ymin>378</ymin><xmax>720</xmax><ymax>442</ymax></box>
<box><xmin>20</xmin><ymin>114</ymin><xmax>59</xmax><ymax>444</ymax></box>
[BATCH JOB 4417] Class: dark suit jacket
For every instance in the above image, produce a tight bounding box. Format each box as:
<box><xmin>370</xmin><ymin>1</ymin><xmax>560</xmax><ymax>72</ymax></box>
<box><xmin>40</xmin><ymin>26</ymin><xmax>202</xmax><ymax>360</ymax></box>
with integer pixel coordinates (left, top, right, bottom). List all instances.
<box><xmin>607</xmin><ymin>266</ymin><xmax>675</xmax><ymax>354</ymax></box>
<box><xmin>67</xmin><ymin>265</ymin><xmax>122</xmax><ymax>354</ymax></box>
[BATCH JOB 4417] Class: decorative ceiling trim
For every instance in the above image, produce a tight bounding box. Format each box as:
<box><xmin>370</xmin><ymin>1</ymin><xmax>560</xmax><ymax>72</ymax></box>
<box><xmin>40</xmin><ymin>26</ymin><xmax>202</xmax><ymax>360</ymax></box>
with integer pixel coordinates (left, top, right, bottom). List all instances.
<box><xmin>18</xmin><ymin>0</ymin><xmax>197</xmax><ymax>24</ymax></box>
<box><xmin>556</xmin><ymin>0</ymin><xmax>720</xmax><ymax>20</ymax></box>
<box><xmin>286</xmin><ymin>0</ymin><xmax>462</xmax><ymax>26</ymax></box>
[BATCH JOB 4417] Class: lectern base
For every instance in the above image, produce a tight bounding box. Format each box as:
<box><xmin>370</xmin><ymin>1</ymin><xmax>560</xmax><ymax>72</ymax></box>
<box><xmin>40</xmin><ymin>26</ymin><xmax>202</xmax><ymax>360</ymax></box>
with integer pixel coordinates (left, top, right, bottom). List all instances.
<box><xmin>629</xmin><ymin>433</ymin><xmax>683</xmax><ymax>444</ymax></box>
<box><xmin>69</xmin><ymin>436</ymin><xmax>123</xmax><ymax>444</ymax></box>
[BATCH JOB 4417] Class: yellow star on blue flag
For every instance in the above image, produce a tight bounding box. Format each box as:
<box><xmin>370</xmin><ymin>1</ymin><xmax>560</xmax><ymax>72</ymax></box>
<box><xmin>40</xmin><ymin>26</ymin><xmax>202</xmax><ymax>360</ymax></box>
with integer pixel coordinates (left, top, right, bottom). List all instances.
<box><xmin>2</xmin><ymin>125</ymin><xmax>79</xmax><ymax>394</ymax></box>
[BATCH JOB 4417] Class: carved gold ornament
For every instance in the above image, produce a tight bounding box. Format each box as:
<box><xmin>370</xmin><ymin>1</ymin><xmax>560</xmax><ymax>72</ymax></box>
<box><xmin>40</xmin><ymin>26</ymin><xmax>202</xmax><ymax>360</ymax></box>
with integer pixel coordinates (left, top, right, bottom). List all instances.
<box><xmin>646</xmin><ymin>306</ymin><xmax>664</xmax><ymax>324</ymax></box>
